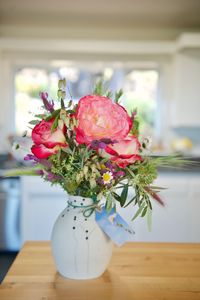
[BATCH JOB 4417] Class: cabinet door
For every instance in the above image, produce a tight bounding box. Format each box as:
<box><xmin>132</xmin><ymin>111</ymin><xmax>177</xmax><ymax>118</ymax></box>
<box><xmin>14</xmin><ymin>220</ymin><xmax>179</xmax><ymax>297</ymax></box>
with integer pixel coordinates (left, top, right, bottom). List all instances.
<box><xmin>21</xmin><ymin>177</ymin><xmax>67</xmax><ymax>243</ymax></box>
<box><xmin>172</xmin><ymin>53</ymin><xmax>200</xmax><ymax>126</ymax></box>
<box><xmin>187</xmin><ymin>177</ymin><xmax>200</xmax><ymax>241</ymax></box>
<box><xmin>118</xmin><ymin>174</ymin><xmax>197</xmax><ymax>242</ymax></box>
<box><xmin>135</xmin><ymin>175</ymin><xmax>190</xmax><ymax>242</ymax></box>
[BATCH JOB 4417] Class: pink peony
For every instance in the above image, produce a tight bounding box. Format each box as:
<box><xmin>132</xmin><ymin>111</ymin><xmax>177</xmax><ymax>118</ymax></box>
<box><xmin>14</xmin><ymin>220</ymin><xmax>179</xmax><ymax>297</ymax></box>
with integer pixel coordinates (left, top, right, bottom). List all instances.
<box><xmin>75</xmin><ymin>95</ymin><xmax>132</xmax><ymax>144</ymax></box>
<box><xmin>100</xmin><ymin>135</ymin><xmax>142</xmax><ymax>168</ymax></box>
<box><xmin>31</xmin><ymin>119</ymin><xmax>67</xmax><ymax>159</ymax></box>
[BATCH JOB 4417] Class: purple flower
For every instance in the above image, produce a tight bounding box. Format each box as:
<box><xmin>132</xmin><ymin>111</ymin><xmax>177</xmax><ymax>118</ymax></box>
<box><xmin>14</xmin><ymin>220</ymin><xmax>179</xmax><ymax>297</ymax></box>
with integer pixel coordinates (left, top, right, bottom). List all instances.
<box><xmin>90</xmin><ymin>138</ymin><xmax>117</xmax><ymax>150</ymax></box>
<box><xmin>47</xmin><ymin>172</ymin><xmax>62</xmax><ymax>182</ymax></box>
<box><xmin>40</xmin><ymin>92</ymin><xmax>54</xmax><ymax>113</ymax></box>
<box><xmin>38</xmin><ymin>159</ymin><xmax>52</xmax><ymax>170</ymax></box>
<box><xmin>35</xmin><ymin>169</ymin><xmax>44</xmax><ymax>176</ymax></box>
<box><xmin>104</xmin><ymin>161</ymin><xmax>116</xmax><ymax>172</ymax></box>
<box><xmin>24</xmin><ymin>154</ymin><xmax>43</xmax><ymax>166</ymax></box>
<box><xmin>114</xmin><ymin>170</ymin><xmax>125</xmax><ymax>178</ymax></box>
<box><xmin>97</xmin><ymin>177</ymin><xmax>104</xmax><ymax>185</ymax></box>
<box><xmin>131</xmin><ymin>109</ymin><xmax>137</xmax><ymax>121</ymax></box>
<box><xmin>24</xmin><ymin>154</ymin><xmax>39</xmax><ymax>162</ymax></box>
<box><xmin>98</xmin><ymin>142</ymin><xmax>107</xmax><ymax>149</ymax></box>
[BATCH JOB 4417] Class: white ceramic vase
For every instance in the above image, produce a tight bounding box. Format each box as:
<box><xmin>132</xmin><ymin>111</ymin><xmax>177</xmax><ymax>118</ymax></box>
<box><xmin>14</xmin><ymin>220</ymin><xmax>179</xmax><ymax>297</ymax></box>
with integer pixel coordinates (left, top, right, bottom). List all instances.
<box><xmin>51</xmin><ymin>195</ymin><xmax>113</xmax><ymax>280</ymax></box>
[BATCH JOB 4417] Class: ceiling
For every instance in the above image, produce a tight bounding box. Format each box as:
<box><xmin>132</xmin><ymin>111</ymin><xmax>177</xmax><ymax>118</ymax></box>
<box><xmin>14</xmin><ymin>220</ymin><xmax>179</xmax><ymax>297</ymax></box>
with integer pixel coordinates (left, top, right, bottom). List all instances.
<box><xmin>0</xmin><ymin>0</ymin><xmax>200</xmax><ymax>28</ymax></box>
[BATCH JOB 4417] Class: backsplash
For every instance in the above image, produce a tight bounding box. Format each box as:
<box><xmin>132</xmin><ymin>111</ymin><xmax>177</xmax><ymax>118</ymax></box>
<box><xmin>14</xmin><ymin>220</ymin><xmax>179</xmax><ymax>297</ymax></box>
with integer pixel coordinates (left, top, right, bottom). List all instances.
<box><xmin>173</xmin><ymin>127</ymin><xmax>200</xmax><ymax>144</ymax></box>
<box><xmin>171</xmin><ymin>127</ymin><xmax>200</xmax><ymax>156</ymax></box>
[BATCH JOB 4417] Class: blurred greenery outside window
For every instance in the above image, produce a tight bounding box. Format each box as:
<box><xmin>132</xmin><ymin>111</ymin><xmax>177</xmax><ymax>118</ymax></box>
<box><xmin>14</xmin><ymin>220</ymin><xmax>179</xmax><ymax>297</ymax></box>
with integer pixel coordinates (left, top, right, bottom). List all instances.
<box><xmin>15</xmin><ymin>64</ymin><xmax>159</xmax><ymax>138</ymax></box>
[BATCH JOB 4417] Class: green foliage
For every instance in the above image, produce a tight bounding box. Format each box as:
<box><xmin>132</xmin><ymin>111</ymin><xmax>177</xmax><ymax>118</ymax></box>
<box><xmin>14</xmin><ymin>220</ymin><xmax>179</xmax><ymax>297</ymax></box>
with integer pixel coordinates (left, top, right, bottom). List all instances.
<box><xmin>135</xmin><ymin>159</ymin><xmax>158</xmax><ymax>185</ymax></box>
<box><xmin>93</xmin><ymin>80</ymin><xmax>104</xmax><ymax>96</ymax></box>
<box><xmin>131</xmin><ymin>202</ymin><xmax>146</xmax><ymax>222</ymax></box>
<box><xmin>114</xmin><ymin>89</ymin><xmax>123</xmax><ymax>103</ymax></box>
<box><xmin>120</xmin><ymin>184</ymin><xmax>129</xmax><ymax>207</ymax></box>
<box><xmin>131</xmin><ymin>117</ymin><xmax>140</xmax><ymax>136</ymax></box>
<box><xmin>51</xmin><ymin>114</ymin><xmax>59</xmax><ymax>132</ymax></box>
<box><xmin>46</xmin><ymin>109</ymin><xmax>61</xmax><ymax>121</ymax></box>
<box><xmin>105</xmin><ymin>193</ymin><xmax>113</xmax><ymax>213</ymax></box>
<box><xmin>29</xmin><ymin>120</ymin><xmax>40</xmax><ymax>125</ymax></box>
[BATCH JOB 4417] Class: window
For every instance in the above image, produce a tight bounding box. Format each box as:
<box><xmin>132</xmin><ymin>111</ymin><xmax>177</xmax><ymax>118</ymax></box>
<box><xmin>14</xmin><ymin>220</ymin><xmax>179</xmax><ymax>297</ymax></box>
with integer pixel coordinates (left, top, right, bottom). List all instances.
<box><xmin>123</xmin><ymin>69</ymin><xmax>159</xmax><ymax>137</ymax></box>
<box><xmin>14</xmin><ymin>62</ymin><xmax>159</xmax><ymax>137</ymax></box>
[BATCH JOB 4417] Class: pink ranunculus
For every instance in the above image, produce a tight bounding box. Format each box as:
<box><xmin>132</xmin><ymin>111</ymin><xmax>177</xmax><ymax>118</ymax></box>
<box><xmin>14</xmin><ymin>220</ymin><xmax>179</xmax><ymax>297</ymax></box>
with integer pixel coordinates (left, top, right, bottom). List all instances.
<box><xmin>100</xmin><ymin>135</ymin><xmax>142</xmax><ymax>168</ymax></box>
<box><xmin>75</xmin><ymin>95</ymin><xmax>132</xmax><ymax>144</ymax></box>
<box><xmin>31</xmin><ymin>144</ymin><xmax>60</xmax><ymax>159</ymax></box>
<box><xmin>31</xmin><ymin>119</ymin><xmax>67</xmax><ymax>159</ymax></box>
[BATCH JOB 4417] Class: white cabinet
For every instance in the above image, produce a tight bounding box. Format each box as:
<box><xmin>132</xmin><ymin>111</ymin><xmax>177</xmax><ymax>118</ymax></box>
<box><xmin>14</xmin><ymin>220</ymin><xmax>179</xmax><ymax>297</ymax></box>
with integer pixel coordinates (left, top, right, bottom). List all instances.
<box><xmin>171</xmin><ymin>52</ymin><xmax>200</xmax><ymax>126</ymax></box>
<box><xmin>20</xmin><ymin>173</ymin><xmax>200</xmax><ymax>244</ymax></box>
<box><xmin>20</xmin><ymin>176</ymin><xmax>67</xmax><ymax>244</ymax></box>
<box><xmin>118</xmin><ymin>172</ymin><xmax>200</xmax><ymax>243</ymax></box>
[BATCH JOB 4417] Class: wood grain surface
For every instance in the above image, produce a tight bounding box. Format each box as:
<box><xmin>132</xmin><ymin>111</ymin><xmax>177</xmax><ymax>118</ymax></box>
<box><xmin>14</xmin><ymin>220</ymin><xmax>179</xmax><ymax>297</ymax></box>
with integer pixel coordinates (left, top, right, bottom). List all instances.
<box><xmin>0</xmin><ymin>242</ymin><xmax>200</xmax><ymax>300</ymax></box>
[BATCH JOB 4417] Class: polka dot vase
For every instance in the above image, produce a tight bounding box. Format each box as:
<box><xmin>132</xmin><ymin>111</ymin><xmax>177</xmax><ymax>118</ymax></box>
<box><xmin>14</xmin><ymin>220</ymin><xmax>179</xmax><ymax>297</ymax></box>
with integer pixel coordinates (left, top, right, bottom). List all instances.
<box><xmin>51</xmin><ymin>195</ymin><xmax>113</xmax><ymax>280</ymax></box>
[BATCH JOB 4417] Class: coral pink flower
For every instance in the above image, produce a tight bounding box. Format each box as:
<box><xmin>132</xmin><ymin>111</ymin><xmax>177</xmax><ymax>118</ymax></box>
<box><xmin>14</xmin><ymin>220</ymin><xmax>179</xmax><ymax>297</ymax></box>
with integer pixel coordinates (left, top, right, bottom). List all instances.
<box><xmin>100</xmin><ymin>135</ymin><xmax>142</xmax><ymax>168</ymax></box>
<box><xmin>75</xmin><ymin>95</ymin><xmax>132</xmax><ymax>144</ymax></box>
<box><xmin>31</xmin><ymin>119</ymin><xmax>67</xmax><ymax>159</ymax></box>
<box><xmin>31</xmin><ymin>144</ymin><xmax>60</xmax><ymax>159</ymax></box>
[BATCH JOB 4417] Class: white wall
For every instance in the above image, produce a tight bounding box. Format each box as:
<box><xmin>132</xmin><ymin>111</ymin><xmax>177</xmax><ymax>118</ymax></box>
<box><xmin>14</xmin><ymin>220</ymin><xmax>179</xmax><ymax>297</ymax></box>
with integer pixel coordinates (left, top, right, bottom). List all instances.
<box><xmin>0</xmin><ymin>52</ymin><xmax>15</xmax><ymax>152</ymax></box>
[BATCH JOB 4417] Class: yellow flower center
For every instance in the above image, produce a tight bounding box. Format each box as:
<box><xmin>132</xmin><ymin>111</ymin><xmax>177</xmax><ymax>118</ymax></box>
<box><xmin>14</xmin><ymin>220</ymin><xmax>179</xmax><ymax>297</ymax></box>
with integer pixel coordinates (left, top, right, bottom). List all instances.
<box><xmin>102</xmin><ymin>172</ymin><xmax>113</xmax><ymax>184</ymax></box>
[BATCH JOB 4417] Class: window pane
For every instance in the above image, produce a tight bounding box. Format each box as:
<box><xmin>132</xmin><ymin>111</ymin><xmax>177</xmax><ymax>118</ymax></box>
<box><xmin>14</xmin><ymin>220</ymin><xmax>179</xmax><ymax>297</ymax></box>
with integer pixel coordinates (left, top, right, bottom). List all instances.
<box><xmin>122</xmin><ymin>70</ymin><xmax>159</xmax><ymax>136</ymax></box>
<box><xmin>14</xmin><ymin>64</ymin><xmax>159</xmax><ymax>137</ymax></box>
<box><xmin>15</xmin><ymin>68</ymin><xmax>48</xmax><ymax>135</ymax></box>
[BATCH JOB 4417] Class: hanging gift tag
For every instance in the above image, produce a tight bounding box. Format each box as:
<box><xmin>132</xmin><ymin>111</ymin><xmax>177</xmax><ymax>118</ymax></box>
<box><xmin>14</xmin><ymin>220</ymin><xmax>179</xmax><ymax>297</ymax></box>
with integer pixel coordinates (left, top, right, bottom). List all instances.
<box><xmin>95</xmin><ymin>207</ymin><xmax>135</xmax><ymax>246</ymax></box>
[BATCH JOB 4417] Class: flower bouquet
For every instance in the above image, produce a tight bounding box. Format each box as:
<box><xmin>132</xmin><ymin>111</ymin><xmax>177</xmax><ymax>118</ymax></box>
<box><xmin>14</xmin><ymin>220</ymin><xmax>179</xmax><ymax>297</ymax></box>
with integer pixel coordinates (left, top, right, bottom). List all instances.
<box><xmin>9</xmin><ymin>79</ymin><xmax>188</xmax><ymax>279</ymax></box>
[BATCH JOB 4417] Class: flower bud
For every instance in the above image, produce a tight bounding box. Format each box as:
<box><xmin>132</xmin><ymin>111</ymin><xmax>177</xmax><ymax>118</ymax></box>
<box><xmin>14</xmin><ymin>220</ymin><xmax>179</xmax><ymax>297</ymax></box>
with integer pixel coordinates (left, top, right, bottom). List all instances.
<box><xmin>83</xmin><ymin>165</ymin><xmax>89</xmax><ymax>176</ymax></box>
<box><xmin>57</xmin><ymin>89</ymin><xmax>62</xmax><ymax>98</ymax></box>
<box><xmin>89</xmin><ymin>177</ymin><xmax>96</xmax><ymax>188</ymax></box>
<box><xmin>58</xmin><ymin>119</ymin><xmax>64</xmax><ymax>130</ymax></box>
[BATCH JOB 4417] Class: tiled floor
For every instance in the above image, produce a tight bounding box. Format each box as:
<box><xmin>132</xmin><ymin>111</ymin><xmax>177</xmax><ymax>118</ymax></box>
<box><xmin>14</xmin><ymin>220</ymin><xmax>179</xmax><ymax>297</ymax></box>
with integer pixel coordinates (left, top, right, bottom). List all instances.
<box><xmin>0</xmin><ymin>252</ymin><xmax>18</xmax><ymax>283</ymax></box>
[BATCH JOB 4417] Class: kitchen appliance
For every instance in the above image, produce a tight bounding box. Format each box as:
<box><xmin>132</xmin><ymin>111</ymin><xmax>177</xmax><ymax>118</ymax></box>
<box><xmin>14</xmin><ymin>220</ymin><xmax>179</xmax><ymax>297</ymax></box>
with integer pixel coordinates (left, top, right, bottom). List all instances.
<box><xmin>0</xmin><ymin>177</ymin><xmax>21</xmax><ymax>251</ymax></box>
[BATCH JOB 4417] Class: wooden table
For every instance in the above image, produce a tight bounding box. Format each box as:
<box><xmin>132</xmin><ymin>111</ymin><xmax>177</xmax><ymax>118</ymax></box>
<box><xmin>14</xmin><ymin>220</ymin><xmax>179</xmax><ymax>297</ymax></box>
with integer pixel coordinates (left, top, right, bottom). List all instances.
<box><xmin>0</xmin><ymin>242</ymin><xmax>200</xmax><ymax>300</ymax></box>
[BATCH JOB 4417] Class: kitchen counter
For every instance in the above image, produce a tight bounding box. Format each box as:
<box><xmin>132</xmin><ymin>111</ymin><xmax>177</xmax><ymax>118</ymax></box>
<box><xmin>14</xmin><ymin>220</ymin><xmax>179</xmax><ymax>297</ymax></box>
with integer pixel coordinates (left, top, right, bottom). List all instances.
<box><xmin>0</xmin><ymin>242</ymin><xmax>200</xmax><ymax>300</ymax></box>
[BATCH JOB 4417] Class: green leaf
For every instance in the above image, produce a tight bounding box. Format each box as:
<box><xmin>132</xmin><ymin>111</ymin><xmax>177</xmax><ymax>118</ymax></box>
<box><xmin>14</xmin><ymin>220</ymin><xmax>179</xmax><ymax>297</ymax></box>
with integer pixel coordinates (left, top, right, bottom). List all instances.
<box><xmin>57</xmin><ymin>89</ymin><xmax>63</xmax><ymax>98</ymax></box>
<box><xmin>67</xmin><ymin>100</ymin><xmax>73</xmax><ymax>107</ymax></box>
<box><xmin>131</xmin><ymin>118</ymin><xmax>140</xmax><ymax>136</ymax></box>
<box><xmin>51</xmin><ymin>114</ymin><xmax>59</xmax><ymax>132</ymax></box>
<box><xmin>66</xmin><ymin>109</ymin><xmax>75</xmax><ymax>114</ymax></box>
<box><xmin>58</xmin><ymin>79</ymin><xmax>63</xmax><ymax>89</ymax></box>
<box><xmin>115</xmin><ymin>89</ymin><xmax>123</xmax><ymax>103</ymax></box>
<box><xmin>112</xmin><ymin>192</ymin><xmax>122</xmax><ymax>203</ymax></box>
<box><xmin>64</xmin><ymin>180</ymin><xmax>78</xmax><ymax>194</ymax></box>
<box><xmin>147</xmin><ymin>207</ymin><xmax>152</xmax><ymax>231</ymax></box>
<box><xmin>93</xmin><ymin>80</ymin><xmax>104</xmax><ymax>96</ymax></box>
<box><xmin>106</xmin><ymin>91</ymin><xmax>112</xmax><ymax>98</ymax></box>
<box><xmin>45</xmin><ymin>109</ymin><xmax>60</xmax><ymax>121</ymax></box>
<box><xmin>148</xmin><ymin>199</ymin><xmax>152</xmax><ymax>210</ymax></box>
<box><xmin>22</xmin><ymin>130</ymin><xmax>27</xmax><ymax>138</ymax></box>
<box><xmin>61</xmin><ymin>98</ymin><xmax>65</xmax><ymax>109</ymax></box>
<box><xmin>150</xmin><ymin>185</ymin><xmax>167</xmax><ymax>191</ymax></box>
<box><xmin>29</xmin><ymin>120</ymin><xmax>40</xmax><ymax>125</ymax></box>
<box><xmin>124</xmin><ymin>195</ymin><xmax>136</xmax><ymax>208</ymax></box>
<box><xmin>141</xmin><ymin>206</ymin><xmax>148</xmax><ymax>217</ymax></box>
<box><xmin>120</xmin><ymin>184</ymin><xmax>129</xmax><ymax>207</ymax></box>
<box><xmin>131</xmin><ymin>202</ymin><xmax>146</xmax><ymax>222</ymax></box>
<box><xmin>63</xmin><ymin>78</ymin><xmax>67</xmax><ymax>87</ymax></box>
<box><xmin>105</xmin><ymin>194</ymin><xmax>113</xmax><ymax>213</ymax></box>
<box><xmin>35</xmin><ymin>114</ymin><xmax>46</xmax><ymax>119</ymax></box>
